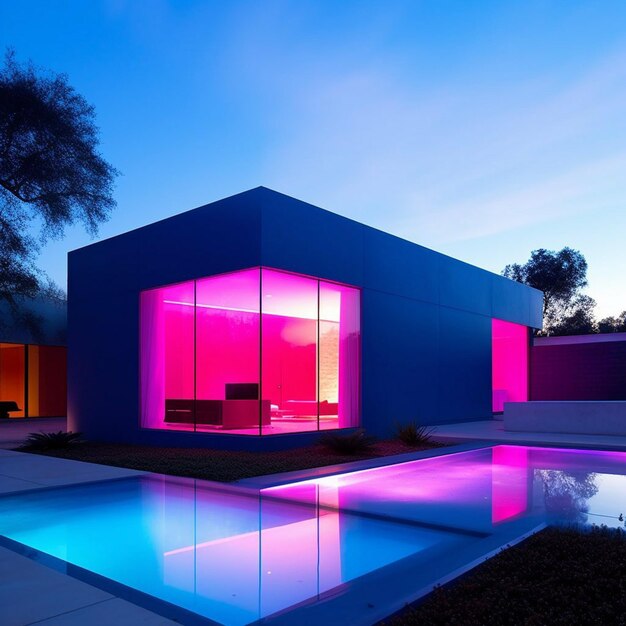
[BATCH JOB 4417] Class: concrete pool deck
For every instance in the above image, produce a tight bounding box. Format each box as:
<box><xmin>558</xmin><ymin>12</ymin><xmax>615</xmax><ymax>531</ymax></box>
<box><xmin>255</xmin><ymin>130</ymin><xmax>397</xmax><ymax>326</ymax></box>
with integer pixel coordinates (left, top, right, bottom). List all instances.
<box><xmin>432</xmin><ymin>419</ymin><xmax>626</xmax><ymax>451</ymax></box>
<box><xmin>0</xmin><ymin>449</ymin><xmax>175</xmax><ymax>625</ymax></box>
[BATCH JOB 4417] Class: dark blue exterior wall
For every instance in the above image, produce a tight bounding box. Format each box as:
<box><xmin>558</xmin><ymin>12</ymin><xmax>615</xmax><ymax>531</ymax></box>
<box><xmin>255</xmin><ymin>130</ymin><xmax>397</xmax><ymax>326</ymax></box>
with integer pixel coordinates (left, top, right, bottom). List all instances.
<box><xmin>68</xmin><ymin>187</ymin><xmax>542</xmax><ymax>448</ymax></box>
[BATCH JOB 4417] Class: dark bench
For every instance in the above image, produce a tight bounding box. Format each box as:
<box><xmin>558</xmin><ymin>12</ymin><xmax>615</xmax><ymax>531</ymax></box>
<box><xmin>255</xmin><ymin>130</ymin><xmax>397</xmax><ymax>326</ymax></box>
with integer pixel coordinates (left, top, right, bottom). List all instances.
<box><xmin>0</xmin><ymin>401</ymin><xmax>21</xmax><ymax>419</ymax></box>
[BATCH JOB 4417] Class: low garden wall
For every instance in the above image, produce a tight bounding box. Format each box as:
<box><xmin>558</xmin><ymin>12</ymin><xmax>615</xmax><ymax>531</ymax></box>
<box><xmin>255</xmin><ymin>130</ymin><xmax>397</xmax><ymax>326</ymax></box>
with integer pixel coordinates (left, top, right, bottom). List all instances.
<box><xmin>504</xmin><ymin>401</ymin><xmax>626</xmax><ymax>436</ymax></box>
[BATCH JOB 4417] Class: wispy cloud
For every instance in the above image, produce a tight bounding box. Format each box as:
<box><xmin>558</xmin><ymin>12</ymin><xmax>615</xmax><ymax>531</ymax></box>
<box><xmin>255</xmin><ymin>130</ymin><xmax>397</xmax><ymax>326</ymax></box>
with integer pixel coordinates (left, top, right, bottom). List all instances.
<box><xmin>224</xmin><ymin>24</ymin><xmax>626</xmax><ymax>246</ymax></box>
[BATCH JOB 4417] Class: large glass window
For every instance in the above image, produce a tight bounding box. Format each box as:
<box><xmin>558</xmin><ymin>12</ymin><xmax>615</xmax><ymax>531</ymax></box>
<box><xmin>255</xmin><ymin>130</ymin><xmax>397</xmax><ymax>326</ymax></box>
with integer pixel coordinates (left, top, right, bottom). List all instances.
<box><xmin>140</xmin><ymin>268</ymin><xmax>361</xmax><ymax>435</ymax></box>
<box><xmin>492</xmin><ymin>319</ymin><xmax>529</xmax><ymax>413</ymax></box>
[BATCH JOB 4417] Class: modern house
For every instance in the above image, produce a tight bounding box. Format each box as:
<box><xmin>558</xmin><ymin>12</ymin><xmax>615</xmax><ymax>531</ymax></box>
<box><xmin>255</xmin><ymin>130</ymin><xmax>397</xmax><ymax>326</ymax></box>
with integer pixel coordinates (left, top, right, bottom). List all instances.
<box><xmin>0</xmin><ymin>296</ymin><xmax>67</xmax><ymax>419</ymax></box>
<box><xmin>68</xmin><ymin>187</ymin><xmax>542</xmax><ymax>449</ymax></box>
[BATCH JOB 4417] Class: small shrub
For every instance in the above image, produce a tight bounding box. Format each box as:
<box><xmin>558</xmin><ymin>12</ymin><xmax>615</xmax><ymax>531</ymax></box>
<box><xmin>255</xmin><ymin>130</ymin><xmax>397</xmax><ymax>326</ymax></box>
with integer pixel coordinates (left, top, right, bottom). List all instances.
<box><xmin>395</xmin><ymin>421</ymin><xmax>435</xmax><ymax>446</ymax></box>
<box><xmin>20</xmin><ymin>431</ymin><xmax>83</xmax><ymax>450</ymax></box>
<box><xmin>320</xmin><ymin>429</ymin><xmax>376</xmax><ymax>455</ymax></box>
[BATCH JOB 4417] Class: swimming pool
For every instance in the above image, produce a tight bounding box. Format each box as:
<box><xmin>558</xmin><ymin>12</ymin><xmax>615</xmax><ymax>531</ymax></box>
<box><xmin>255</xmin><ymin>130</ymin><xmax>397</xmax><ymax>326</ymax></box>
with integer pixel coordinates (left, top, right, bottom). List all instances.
<box><xmin>0</xmin><ymin>445</ymin><xmax>625</xmax><ymax>625</ymax></box>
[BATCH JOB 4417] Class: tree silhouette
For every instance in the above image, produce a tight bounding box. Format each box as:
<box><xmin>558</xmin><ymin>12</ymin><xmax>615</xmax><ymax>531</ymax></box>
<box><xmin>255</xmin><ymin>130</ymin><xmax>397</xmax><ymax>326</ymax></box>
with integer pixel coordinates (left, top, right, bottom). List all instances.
<box><xmin>0</xmin><ymin>49</ymin><xmax>118</xmax><ymax>315</ymax></box>
<box><xmin>597</xmin><ymin>311</ymin><xmax>626</xmax><ymax>334</ymax></box>
<box><xmin>538</xmin><ymin>470</ymin><xmax>599</xmax><ymax>524</ymax></box>
<box><xmin>503</xmin><ymin>247</ymin><xmax>592</xmax><ymax>335</ymax></box>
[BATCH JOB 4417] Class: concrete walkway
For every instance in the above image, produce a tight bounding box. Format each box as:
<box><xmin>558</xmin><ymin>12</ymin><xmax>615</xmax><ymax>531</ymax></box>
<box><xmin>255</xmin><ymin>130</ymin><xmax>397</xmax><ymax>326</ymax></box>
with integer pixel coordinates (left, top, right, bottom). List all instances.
<box><xmin>0</xmin><ymin>447</ymin><xmax>144</xmax><ymax>494</ymax></box>
<box><xmin>0</xmin><ymin>417</ymin><xmax>67</xmax><ymax>449</ymax></box>
<box><xmin>0</xmin><ymin>547</ymin><xmax>175</xmax><ymax>626</ymax></box>
<box><xmin>432</xmin><ymin>419</ymin><xmax>626</xmax><ymax>451</ymax></box>
<box><xmin>0</xmin><ymin>449</ymin><xmax>176</xmax><ymax>625</ymax></box>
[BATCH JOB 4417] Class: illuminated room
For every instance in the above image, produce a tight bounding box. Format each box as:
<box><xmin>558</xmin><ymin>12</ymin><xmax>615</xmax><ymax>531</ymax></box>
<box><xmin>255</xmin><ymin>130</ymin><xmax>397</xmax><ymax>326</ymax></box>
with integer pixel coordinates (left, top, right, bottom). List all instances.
<box><xmin>140</xmin><ymin>267</ymin><xmax>360</xmax><ymax>435</ymax></box>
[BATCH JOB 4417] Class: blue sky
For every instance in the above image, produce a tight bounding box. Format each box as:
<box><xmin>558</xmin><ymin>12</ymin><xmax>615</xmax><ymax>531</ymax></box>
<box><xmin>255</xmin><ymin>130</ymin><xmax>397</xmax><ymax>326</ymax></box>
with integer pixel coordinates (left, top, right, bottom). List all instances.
<box><xmin>2</xmin><ymin>0</ymin><xmax>626</xmax><ymax>318</ymax></box>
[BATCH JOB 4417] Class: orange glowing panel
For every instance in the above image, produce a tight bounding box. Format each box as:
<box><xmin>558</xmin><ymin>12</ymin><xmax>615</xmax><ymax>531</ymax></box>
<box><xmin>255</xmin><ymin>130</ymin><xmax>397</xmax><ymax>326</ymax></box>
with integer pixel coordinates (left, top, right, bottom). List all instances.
<box><xmin>0</xmin><ymin>343</ymin><xmax>25</xmax><ymax>418</ymax></box>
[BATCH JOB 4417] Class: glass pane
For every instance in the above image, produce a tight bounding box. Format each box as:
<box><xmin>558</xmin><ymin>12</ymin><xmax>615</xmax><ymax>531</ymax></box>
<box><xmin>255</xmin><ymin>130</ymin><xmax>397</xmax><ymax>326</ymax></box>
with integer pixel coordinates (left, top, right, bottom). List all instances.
<box><xmin>195</xmin><ymin>269</ymin><xmax>260</xmax><ymax>435</ymax></box>
<box><xmin>319</xmin><ymin>282</ymin><xmax>360</xmax><ymax>430</ymax></box>
<box><xmin>261</xmin><ymin>269</ymin><xmax>318</xmax><ymax>435</ymax></box>
<box><xmin>27</xmin><ymin>345</ymin><xmax>67</xmax><ymax>417</ymax></box>
<box><xmin>141</xmin><ymin>281</ymin><xmax>195</xmax><ymax>431</ymax></box>
<box><xmin>492</xmin><ymin>319</ymin><xmax>529</xmax><ymax>412</ymax></box>
<box><xmin>0</xmin><ymin>343</ymin><xmax>25</xmax><ymax>418</ymax></box>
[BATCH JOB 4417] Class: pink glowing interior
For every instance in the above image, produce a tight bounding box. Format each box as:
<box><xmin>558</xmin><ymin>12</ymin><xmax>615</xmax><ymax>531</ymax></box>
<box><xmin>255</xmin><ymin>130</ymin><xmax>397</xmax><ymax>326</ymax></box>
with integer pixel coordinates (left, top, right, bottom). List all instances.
<box><xmin>140</xmin><ymin>268</ymin><xmax>360</xmax><ymax>435</ymax></box>
<box><xmin>492</xmin><ymin>318</ymin><xmax>529</xmax><ymax>413</ymax></box>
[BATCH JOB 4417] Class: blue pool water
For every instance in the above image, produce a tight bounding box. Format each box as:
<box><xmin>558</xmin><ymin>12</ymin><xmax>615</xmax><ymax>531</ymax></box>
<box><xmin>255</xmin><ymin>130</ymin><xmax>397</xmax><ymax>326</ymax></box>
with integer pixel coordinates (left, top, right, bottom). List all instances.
<box><xmin>0</xmin><ymin>445</ymin><xmax>625</xmax><ymax>625</ymax></box>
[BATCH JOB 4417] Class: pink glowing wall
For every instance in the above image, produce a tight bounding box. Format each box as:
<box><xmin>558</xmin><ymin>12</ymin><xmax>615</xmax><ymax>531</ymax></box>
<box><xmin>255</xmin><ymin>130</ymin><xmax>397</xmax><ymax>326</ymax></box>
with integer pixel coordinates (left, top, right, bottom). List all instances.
<box><xmin>492</xmin><ymin>319</ymin><xmax>529</xmax><ymax>413</ymax></box>
<box><xmin>140</xmin><ymin>267</ymin><xmax>360</xmax><ymax>434</ymax></box>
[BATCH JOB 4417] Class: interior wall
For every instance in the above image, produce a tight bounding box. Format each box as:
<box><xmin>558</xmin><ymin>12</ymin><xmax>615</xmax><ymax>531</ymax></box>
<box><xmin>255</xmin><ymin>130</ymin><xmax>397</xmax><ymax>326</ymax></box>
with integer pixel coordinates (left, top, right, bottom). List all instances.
<box><xmin>196</xmin><ymin>309</ymin><xmax>260</xmax><ymax>400</ymax></box>
<box><xmin>261</xmin><ymin>315</ymin><xmax>317</xmax><ymax>410</ymax></box>
<box><xmin>32</xmin><ymin>346</ymin><xmax>67</xmax><ymax>417</ymax></box>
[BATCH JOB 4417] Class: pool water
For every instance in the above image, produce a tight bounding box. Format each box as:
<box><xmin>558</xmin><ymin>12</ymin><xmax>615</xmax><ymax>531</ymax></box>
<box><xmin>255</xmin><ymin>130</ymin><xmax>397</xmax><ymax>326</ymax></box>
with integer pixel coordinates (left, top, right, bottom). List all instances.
<box><xmin>0</xmin><ymin>445</ymin><xmax>625</xmax><ymax>625</ymax></box>
<box><xmin>264</xmin><ymin>446</ymin><xmax>626</xmax><ymax>531</ymax></box>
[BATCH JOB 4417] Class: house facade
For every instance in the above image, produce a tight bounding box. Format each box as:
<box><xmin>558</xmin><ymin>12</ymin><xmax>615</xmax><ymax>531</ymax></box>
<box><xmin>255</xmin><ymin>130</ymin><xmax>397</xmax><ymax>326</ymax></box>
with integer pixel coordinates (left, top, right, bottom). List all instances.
<box><xmin>68</xmin><ymin>187</ymin><xmax>542</xmax><ymax>448</ymax></box>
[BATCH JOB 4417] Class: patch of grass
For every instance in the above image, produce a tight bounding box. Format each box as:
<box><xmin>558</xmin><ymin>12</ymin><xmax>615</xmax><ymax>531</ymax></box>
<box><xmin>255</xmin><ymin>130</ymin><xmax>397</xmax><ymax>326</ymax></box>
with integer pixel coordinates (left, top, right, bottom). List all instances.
<box><xmin>19</xmin><ymin>430</ymin><xmax>82</xmax><ymax>450</ymax></box>
<box><xmin>320</xmin><ymin>429</ymin><xmax>377</xmax><ymax>455</ymax></box>
<box><xmin>17</xmin><ymin>438</ymin><xmax>440</xmax><ymax>482</ymax></box>
<box><xmin>384</xmin><ymin>525</ymin><xmax>626</xmax><ymax>626</ymax></box>
<box><xmin>395</xmin><ymin>422</ymin><xmax>435</xmax><ymax>447</ymax></box>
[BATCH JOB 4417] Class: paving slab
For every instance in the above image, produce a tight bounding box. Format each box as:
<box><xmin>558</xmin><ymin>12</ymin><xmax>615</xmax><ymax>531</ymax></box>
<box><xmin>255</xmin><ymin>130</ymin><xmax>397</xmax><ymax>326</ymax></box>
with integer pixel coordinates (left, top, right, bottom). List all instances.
<box><xmin>32</xmin><ymin>597</ymin><xmax>178</xmax><ymax>625</ymax></box>
<box><xmin>0</xmin><ymin>546</ymin><xmax>112</xmax><ymax>626</ymax></box>
<box><xmin>0</xmin><ymin>474</ymin><xmax>42</xmax><ymax>495</ymax></box>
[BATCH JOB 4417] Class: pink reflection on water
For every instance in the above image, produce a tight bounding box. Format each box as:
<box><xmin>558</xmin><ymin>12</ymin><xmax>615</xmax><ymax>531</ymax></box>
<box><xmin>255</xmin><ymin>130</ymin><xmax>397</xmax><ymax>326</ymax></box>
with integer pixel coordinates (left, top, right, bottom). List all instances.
<box><xmin>264</xmin><ymin>450</ymin><xmax>499</xmax><ymax>533</ymax></box>
<box><xmin>491</xmin><ymin>446</ymin><xmax>529</xmax><ymax>523</ymax></box>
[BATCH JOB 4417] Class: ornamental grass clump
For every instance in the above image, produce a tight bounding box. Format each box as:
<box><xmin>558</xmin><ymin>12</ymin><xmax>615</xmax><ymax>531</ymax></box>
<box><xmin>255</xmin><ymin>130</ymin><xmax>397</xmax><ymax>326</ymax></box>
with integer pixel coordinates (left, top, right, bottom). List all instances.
<box><xmin>395</xmin><ymin>421</ymin><xmax>435</xmax><ymax>446</ymax></box>
<box><xmin>320</xmin><ymin>429</ymin><xmax>376</xmax><ymax>455</ymax></box>
<box><xmin>20</xmin><ymin>431</ymin><xmax>82</xmax><ymax>450</ymax></box>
